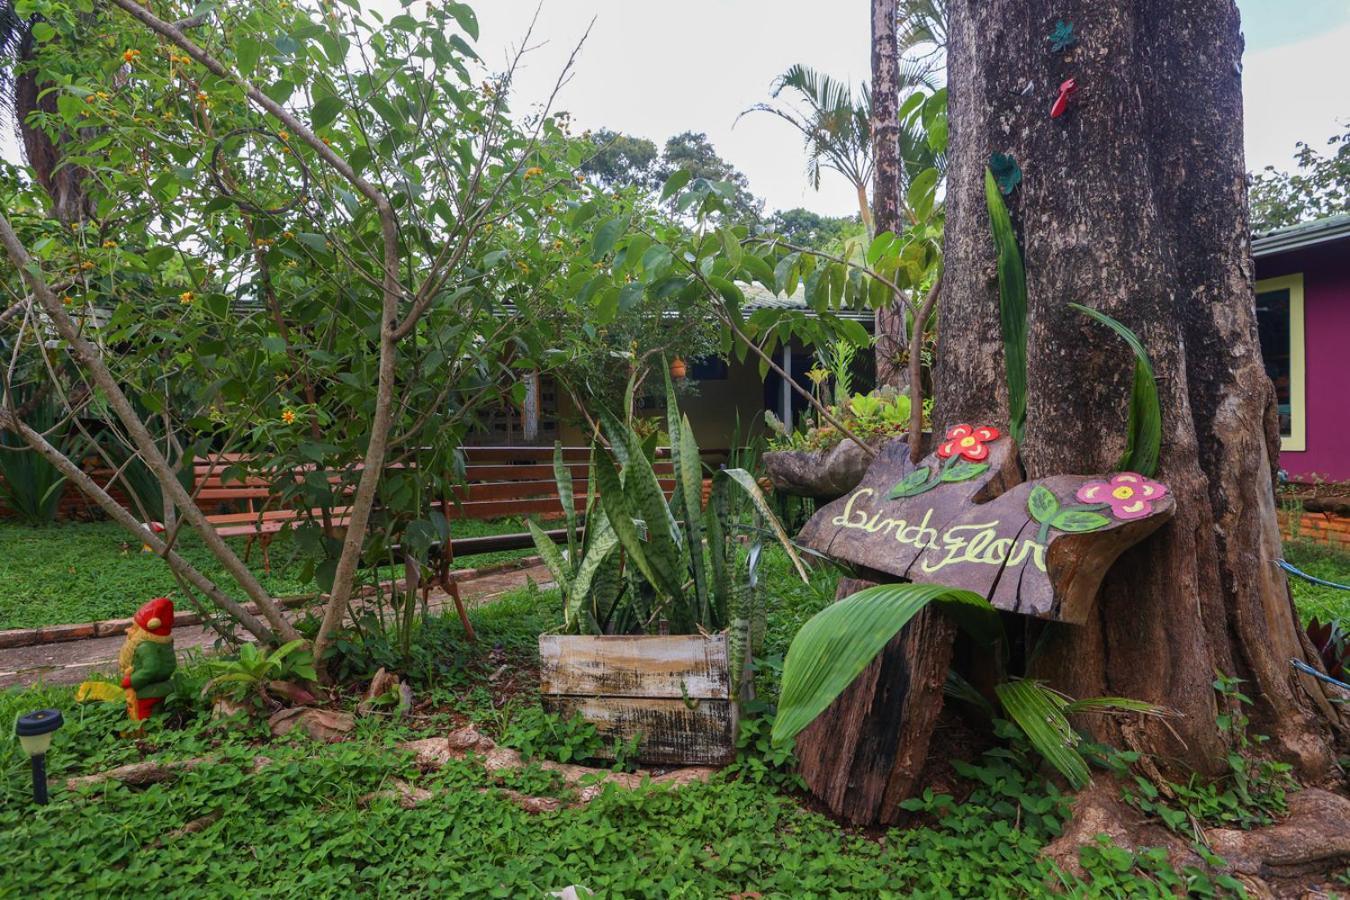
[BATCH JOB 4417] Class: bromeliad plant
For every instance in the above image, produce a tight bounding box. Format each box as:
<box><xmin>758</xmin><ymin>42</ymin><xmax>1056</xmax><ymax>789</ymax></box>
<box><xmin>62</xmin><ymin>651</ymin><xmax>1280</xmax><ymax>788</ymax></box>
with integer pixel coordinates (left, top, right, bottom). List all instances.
<box><xmin>765</xmin><ymin>387</ymin><xmax>921</xmax><ymax>453</ymax></box>
<box><xmin>530</xmin><ymin>373</ymin><xmax>807</xmax><ymax>679</ymax></box>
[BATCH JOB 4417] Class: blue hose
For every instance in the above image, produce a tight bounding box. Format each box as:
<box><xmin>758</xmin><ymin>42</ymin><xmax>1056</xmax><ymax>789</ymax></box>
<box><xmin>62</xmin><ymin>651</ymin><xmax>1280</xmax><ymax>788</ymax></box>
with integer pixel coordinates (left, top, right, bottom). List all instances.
<box><xmin>1277</xmin><ymin>559</ymin><xmax>1350</xmax><ymax>591</ymax></box>
<box><xmin>1291</xmin><ymin>658</ymin><xmax>1350</xmax><ymax>693</ymax></box>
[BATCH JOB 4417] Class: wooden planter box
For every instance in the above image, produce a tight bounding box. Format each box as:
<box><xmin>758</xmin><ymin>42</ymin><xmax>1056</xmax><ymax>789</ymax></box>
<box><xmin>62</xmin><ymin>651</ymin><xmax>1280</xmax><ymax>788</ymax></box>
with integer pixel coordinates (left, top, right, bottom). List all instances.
<box><xmin>538</xmin><ymin>633</ymin><xmax>738</xmax><ymax>766</ymax></box>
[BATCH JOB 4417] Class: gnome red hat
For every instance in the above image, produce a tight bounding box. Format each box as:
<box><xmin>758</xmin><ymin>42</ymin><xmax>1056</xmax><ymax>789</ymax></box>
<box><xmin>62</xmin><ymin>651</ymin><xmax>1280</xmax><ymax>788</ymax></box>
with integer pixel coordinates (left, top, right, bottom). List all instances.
<box><xmin>133</xmin><ymin>597</ymin><xmax>174</xmax><ymax>636</ymax></box>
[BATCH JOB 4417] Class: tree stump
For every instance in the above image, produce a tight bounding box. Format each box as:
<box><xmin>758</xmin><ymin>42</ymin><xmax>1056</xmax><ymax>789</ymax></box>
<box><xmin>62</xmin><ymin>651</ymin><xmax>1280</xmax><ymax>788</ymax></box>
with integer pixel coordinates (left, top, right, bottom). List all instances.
<box><xmin>793</xmin><ymin>575</ymin><xmax>957</xmax><ymax>825</ymax></box>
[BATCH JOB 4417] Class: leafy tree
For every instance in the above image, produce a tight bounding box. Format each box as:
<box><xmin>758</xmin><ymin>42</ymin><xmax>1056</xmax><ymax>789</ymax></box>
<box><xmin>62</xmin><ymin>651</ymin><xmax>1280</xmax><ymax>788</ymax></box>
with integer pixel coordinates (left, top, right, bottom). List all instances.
<box><xmin>1249</xmin><ymin>126</ymin><xmax>1350</xmax><ymax>232</ymax></box>
<box><xmin>0</xmin><ymin>0</ymin><xmax>675</xmax><ymax>667</ymax></box>
<box><xmin>658</xmin><ymin>131</ymin><xmax>762</xmax><ymax>223</ymax></box>
<box><xmin>743</xmin><ymin>66</ymin><xmax>876</xmax><ymax>233</ymax></box>
<box><xmin>765</xmin><ymin>207</ymin><xmax>860</xmax><ymax>250</ymax></box>
<box><xmin>578</xmin><ymin>127</ymin><xmax>660</xmax><ymax>190</ymax></box>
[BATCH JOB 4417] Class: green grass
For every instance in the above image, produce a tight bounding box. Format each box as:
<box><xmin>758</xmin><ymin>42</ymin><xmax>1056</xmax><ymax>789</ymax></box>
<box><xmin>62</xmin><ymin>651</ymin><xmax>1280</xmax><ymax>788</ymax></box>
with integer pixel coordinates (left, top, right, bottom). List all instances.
<box><xmin>0</xmin><ymin>553</ymin><xmax>1237</xmax><ymax>898</ymax></box>
<box><xmin>0</xmin><ymin>518</ymin><xmax>536</xmax><ymax>630</ymax></box>
<box><xmin>1285</xmin><ymin>540</ymin><xmax>1350</xmax><ymax>625</ymax></box>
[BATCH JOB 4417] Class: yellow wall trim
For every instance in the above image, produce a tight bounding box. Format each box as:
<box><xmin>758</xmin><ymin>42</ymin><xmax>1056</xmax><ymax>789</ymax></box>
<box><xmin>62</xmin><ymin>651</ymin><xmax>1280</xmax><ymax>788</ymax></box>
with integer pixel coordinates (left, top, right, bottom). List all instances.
<box><xmin>1255</xmin><ymin>273</ymin><xmax>1305</xmax><ymax>453</ymax></box>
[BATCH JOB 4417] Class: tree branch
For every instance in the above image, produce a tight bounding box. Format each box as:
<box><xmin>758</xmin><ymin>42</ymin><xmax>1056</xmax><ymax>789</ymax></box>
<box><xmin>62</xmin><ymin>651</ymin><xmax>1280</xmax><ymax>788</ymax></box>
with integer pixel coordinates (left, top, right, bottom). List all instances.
<box><xmin>908</xmin><ymin>271</ymin><xmax>941</xmax><ymax>462</ymax></box>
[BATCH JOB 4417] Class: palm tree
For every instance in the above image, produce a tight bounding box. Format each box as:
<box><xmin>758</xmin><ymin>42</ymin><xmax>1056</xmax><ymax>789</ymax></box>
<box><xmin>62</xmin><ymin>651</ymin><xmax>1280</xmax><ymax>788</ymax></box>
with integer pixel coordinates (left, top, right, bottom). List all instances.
<box><xmin>896</xmin><ymin>0</ymin><xmax>947</xmax><ymax>82</ymax></box>
<box><xmin>1</xmin><ymin>3</ymin><xmax>91</xmax><ymax>222</ymax></box>
<box><xmin>741</xmin><ymin>66</ymin><xmax>876</xmax><ymax>232</ymax></box>
<box><xmin>743</xmin><ymin>64</ymin><xmax>940</xmax><ymax>236</ymax></box>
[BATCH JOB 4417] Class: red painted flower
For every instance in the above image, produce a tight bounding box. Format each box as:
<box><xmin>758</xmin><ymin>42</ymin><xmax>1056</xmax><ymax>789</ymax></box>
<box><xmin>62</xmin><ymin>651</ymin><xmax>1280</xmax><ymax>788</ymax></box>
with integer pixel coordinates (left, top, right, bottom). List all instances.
<box><xmin>937</xmin><ymin>424</ymin><xmax>1000</xmax><ymax>462</ymax></box>
<box><xmin>1075</xmin><ymin>472</ymin><xmax>1167</xmax><ymax>520</ymax></box>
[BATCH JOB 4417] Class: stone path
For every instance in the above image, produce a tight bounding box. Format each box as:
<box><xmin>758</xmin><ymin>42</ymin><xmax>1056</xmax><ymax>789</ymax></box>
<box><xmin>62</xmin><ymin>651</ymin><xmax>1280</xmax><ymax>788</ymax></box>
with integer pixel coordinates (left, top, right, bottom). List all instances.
<box><xmin>0</xmin><ymin>563</ymin><xmax>553</xmax><ymax>689</ymax></box>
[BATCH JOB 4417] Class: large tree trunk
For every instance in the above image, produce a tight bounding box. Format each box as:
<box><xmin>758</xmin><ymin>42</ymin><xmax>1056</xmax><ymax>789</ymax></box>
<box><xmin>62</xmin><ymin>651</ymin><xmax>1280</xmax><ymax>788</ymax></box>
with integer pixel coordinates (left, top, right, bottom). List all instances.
<box><xmin>870</xmin><ymin>0</ymin><xmax>908</xmax><ymax>388</ymax></box>
<box><xmin>938</xmin><ymin>0</ymin><xmax>1342</xmax><ymax>777</ymax></box>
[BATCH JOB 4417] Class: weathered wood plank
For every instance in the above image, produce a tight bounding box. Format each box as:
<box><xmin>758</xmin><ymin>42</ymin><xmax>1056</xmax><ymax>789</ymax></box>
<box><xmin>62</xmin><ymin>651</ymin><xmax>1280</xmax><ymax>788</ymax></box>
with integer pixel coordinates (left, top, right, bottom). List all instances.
<box><xmin>541</xmin><ymin>695</ymin><xmax>736</xmax><ymax>766</ymax></box>
<box><xmin>793</xmin><ymin>576</ymin><xmax>956</xmax><ymax>825</ymax></box>
<box><xmin>539</xmin><ymin>635</ymin><xmax>731</xmax><ymax>700</ymax></box>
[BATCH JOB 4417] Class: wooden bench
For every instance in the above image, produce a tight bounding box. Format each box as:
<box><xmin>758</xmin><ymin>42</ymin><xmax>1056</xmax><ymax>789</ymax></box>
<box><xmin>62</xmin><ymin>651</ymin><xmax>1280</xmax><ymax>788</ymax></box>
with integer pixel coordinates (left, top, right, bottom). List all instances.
<box><xmin>91</xmin><ymin>446</ymin><xmax>720</xmax><ymax>638</ymax></box>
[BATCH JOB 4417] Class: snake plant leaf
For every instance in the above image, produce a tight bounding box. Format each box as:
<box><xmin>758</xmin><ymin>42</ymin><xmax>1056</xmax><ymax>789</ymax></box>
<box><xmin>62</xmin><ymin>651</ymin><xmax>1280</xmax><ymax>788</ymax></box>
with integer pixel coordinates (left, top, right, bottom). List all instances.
<box><xmin>678</xmin><ymin>414</ymin><xmax>711</xmax><ymax>624</ymax></box>
<box><xmin>994</xmin><ymin>678</ymin><xmax>1091</xmax><ymax>789</ymax></box>
<box><xmin>570</xmin><ymin>513</ymin><xmax>621</xmax><ymax>630</ymax></box>
<box><xmin>986</xmin><ymin>168</ymin><xmax>1027</xmax><ymax>442</ymax></box>
<box><xmin>1068</xmin><ymin>303</ymin><xmax>1162</xmax><ymax>477</ymax></box>
<box><xmin>614</xmin><ymin>428</ymin><xmax>685</xmax><ymax>602</ymax></box>
<box><xmin>552</xmin><ymin>441</ymin><xmax>578</xmax><ymax>561</ymax></box>
<box><xmin>772</xmin><ymin>583</ymin><xmax>994</xmax><ymax>745</ymax></box>
<box><xmin>704</xmin><ymin>476</ymin><xmax>733</xmax><ymax>625</ymax></box>
<box><xmin>594</xmin><ymin>450</ymin><xmax>665</xmax><ymax>595</ymax></box>
<box><xmin>716</xmin><ymin>467</ymin><xmax>808</xmax><ymax>582</ymax></box>
<box><xmin>527</xmin><ymin>519</ymin><xmax>572</xmax><ymax>599</ymax></box>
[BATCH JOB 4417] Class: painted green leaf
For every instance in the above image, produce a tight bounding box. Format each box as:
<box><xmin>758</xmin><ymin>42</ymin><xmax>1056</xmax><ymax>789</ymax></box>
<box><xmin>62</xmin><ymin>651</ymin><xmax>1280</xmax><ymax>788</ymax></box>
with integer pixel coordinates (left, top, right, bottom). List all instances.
<box><xmin>940</xmin><ymin>462</ymin><xmax>990</xmax><ymax>483</ymax></box>
<box><xmin>1051</xmin><ymin>508</ymin><xmax>1111</xmax><ymax>533</ymax></box>
<box><xmin>887</xmin><ymin>467</ymin><xmax>935</xmax><ymax>499</ymax></box>
<box><xmin>1027</xmin><ymin>485</ymin><xmax>1060</xmax><ymax>523</ymax></box>
<box><xmin>1048</xmin><ymin>20</ymin><xmax>1077</xmax><ymax>52</ymax></box>
<box><xmin>989</xmin><ymin>153</ymin><xmax>1021</xmax><ymax>196</ymax></box>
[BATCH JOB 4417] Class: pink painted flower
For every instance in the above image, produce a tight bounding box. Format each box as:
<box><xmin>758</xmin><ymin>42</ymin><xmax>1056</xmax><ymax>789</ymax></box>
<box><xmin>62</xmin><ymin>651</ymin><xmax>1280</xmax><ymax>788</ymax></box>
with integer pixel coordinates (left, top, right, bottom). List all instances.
<box><xmin>937</xmin><ymin>424</ymin><xmax>1000</xmax><ymax>462</ymax></box>
<box><xmin>1076</xmin><ymin>473</ymin><xmax>1168</xmax><ymax>520</ymax></box>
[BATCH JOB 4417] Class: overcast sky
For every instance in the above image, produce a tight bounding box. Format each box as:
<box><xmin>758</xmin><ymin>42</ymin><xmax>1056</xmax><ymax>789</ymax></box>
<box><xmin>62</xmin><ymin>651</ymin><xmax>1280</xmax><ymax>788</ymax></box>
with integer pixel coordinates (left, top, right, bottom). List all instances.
<box><xmin>472</xmin><ymin>0</ymin><xmax>1350</xmax><ymax>217</ymax></box>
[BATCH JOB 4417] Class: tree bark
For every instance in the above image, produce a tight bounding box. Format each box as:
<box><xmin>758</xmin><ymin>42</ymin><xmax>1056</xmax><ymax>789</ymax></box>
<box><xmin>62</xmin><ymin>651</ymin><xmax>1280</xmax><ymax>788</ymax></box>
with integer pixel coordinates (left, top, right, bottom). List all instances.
<box><xmin>871</xmin><ymin>0</ymin><xmax>908</xmax><ymax>388</ymax></box>
<box><xmin>938</xmin><ymin>0</ymin><xmax>1341</xmax><ymax>777</ymax></box>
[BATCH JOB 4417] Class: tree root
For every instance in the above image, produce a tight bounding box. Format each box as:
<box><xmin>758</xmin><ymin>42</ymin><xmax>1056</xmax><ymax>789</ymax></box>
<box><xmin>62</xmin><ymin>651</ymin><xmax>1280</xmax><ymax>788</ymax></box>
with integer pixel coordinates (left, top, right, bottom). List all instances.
<box><xmin>1041</xmin><ymin>779</ymin><xmax>1350</xmax><ymax>896</ymax></box>
<box><xmin>399</xmin><ymin>724</ymin><xmax>718</xmax><ymax>812</ymax></box>
<box><xmin>65</xmin><ymin>755</ymin><xmax>272</xmax><ymax>792</ymax></box>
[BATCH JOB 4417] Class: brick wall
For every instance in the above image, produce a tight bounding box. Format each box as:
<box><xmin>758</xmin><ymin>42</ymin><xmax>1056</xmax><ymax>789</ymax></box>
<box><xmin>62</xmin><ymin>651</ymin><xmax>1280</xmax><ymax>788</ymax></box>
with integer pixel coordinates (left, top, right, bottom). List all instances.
<box><xmin>1279</xmin><ymin>508</ymin><xmax>1350</xmax><ymax>550</ymax></box>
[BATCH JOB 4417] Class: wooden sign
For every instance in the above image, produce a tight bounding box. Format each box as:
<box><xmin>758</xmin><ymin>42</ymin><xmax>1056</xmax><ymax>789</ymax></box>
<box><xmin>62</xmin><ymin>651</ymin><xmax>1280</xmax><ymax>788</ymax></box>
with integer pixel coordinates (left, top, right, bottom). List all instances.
<box><xmin>797</xmin><ymin>427</ymin><xmax>1174</xmax><ymax>623</ymax></box>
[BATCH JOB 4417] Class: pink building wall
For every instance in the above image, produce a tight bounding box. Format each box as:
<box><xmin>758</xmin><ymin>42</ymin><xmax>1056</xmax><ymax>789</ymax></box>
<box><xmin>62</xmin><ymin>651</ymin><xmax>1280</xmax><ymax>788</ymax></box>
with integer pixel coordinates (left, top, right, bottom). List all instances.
<box><xmin>1256</xmin><ymin>241</ymin><xmax>1350</xmax><ymax>482</ymax></box>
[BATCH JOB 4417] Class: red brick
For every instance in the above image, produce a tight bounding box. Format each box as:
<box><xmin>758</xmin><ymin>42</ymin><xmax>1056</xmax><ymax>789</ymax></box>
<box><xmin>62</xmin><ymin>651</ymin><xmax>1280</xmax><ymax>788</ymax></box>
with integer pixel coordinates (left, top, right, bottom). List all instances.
<box><xmin>35</xmin><ymin>623</ymin><xmax>96</xmax><ymax>644</ymax></box>
<box><xmin>0</xmin><ymin>628</ymin><xmax>35</xmax><ymax>650</ymax></box>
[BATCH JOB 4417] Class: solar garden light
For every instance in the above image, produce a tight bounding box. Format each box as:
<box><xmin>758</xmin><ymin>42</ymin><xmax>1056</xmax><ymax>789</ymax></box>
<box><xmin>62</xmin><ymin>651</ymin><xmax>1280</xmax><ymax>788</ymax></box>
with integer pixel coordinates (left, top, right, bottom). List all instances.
<box><xmin>16</xmin><ymin>709</ymin><xmax>63</xmax><ymax>805</ymax></box>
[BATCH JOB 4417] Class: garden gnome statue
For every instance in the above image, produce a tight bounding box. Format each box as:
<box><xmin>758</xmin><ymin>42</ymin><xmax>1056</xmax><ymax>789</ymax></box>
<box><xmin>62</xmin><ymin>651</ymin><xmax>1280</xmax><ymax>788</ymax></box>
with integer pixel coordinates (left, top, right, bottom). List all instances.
<box><xmin>119</xmin><ymin>597</ymin><xmax>176</xmax><ymax>721</ymax></box>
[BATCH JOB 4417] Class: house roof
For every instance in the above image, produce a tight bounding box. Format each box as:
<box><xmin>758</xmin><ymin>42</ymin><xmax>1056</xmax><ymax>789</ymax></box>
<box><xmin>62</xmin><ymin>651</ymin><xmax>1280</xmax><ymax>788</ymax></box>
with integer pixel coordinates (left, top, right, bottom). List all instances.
<box><xmin>1252</xmin><ymin>213</ymin><xmax>1350</xmax><ymax>258</ymax></box>
<box><xmin>740</xmin><ymin>282</ymin><xmax>876</xmax><ymax>323</ymax></box>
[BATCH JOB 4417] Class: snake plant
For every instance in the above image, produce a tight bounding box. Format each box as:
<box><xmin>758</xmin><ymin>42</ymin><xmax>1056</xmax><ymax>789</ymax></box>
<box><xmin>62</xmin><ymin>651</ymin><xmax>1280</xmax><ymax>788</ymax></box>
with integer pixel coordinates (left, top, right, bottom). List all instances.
<box><xmin>530</xmin><ymin>371</ymin><xmax>807</xmax><ymax>686</ymax></box>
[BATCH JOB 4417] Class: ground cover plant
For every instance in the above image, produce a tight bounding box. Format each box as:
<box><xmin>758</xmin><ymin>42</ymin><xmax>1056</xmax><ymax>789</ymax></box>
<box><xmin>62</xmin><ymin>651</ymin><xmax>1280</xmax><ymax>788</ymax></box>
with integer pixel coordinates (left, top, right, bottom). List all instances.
<box><xmin>0</xmin><ymin>518</ymin><xmax>535</xmax><ymax>630</ymax></box>
<box><xmin>1284</xmin><ymin>539</ymin><xmax>1350</xmax><ymax>625</ymax></box>
<box><xmin>1</xmin><ymin>552</ymin><xmax>1257</xmax><ymax>898</ymax></box>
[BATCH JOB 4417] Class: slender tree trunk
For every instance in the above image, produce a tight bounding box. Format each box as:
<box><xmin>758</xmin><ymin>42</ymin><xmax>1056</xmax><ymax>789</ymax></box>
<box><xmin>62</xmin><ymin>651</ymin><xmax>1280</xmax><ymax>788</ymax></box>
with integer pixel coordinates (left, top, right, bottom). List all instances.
<box><xmin>871</xmin><ymin>0</ymin><xmax>908</xmax><ymax>388</ymax></box>
<box><xmin>938</xmin><ymin>0</ymin><xmax>1342</xmax><ymax>777</ymax></box>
